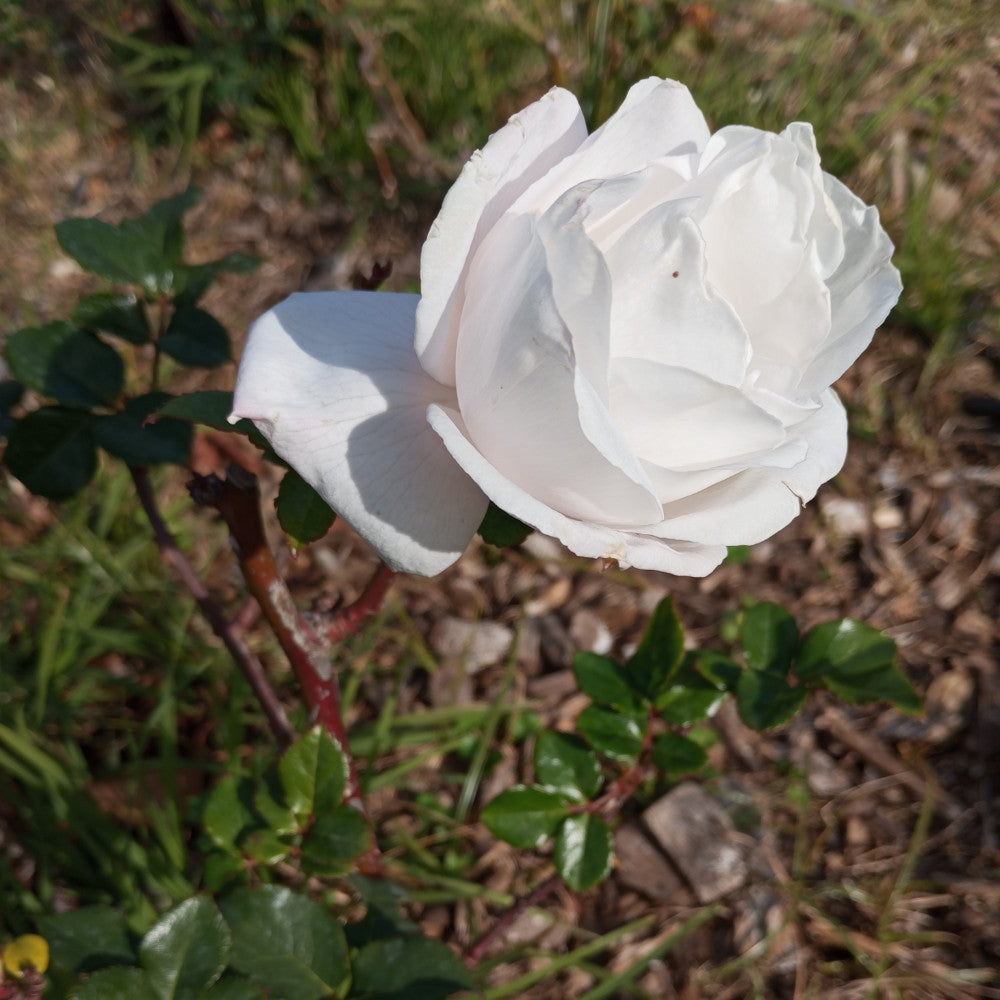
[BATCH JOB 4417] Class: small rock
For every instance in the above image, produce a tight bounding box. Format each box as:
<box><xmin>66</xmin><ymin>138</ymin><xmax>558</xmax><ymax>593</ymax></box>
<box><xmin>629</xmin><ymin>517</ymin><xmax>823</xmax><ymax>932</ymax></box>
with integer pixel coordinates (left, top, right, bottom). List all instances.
<box><xmin>640</xmin><ymin>782</ymin><xmax>748</xmax><ymax>903</ymax></box>
<box><xmin>569</xmin><ymin>609</ymin><xmax>614</xmax><ymax>655</ymax></box>
<box><xmin>806</xmin><ymin>748</ymin><xmax>852</xmax><ymax>797</ymax></box>
<box><xmin>614</xmin><ymin>823</ymin><xmax>693</xmax><ymax>903</ymax></box>
<box><xmin>821</xmin><ymin>496</ymin><xmax>869</xmax><ymax>538</ymax></box>
<box><xmin>430</xmin><ymin>617</ymin><xmax>513</xmax><ymax>673</ymax></box>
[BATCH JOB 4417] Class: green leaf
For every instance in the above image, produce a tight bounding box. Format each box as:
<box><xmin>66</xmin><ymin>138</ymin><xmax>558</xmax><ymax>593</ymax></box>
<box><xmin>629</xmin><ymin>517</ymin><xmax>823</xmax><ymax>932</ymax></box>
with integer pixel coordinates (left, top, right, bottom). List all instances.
<box><xmin>202</xmin><ymin>775</ymin><xmax>257</xmax><ymax>852</ymax></box>
<box><xmin>73</xmin><ymin>292</ymin><xmax>151</xmax><ymax>344</ymax></box>
<box><xmin>533</xmin><ymin>731</ymin><xmax>603</xmax><ymax>802</ymax></box>
<box><xmin>740</xmin><ymin>602</ymin><xmax>798</xmax><ymax>675</ymax></box>
<box><xmin>146</xmin><ymin>186</ymin><xmax>202</xmax><ymax>263</ymax></box>
<box><xmin>4</xmin><ymin>407</ymin><xmax>97</xmax><ymax>500</ymax></box>
<box><xmin>38</xmin><ymin>906</ymin><xmax>136</xmax><ymax>973</ymax></box>
<box><xmin>279</xmin><ymin>727</ymin><xmax>348</xmax><ymax>822</ymax></box>
<box><xmin>220</xmin><ymin>885</ymin><xmax>350</xmax><ymax>1000</ymax></box>
<box><xmin>202</xmin><ymin>854</ymin><xmax>248</xmax><ymax>894</ymax></box>
<box><xmin>478</xmin><ymin>501</ymin><xmax>532</xmax><ymax>547</ymax></box>
<box><xmin>301</xmin><ymin>805</ymin><xmax>370</xmax><ymax>875</ymax></box>
<box><xmin>275</xmin><ymin>470</ymin><xmax>335</xmax><ymax>548</ymax></box>
<box><xmin>71</xmin><ymin>966</ymin><xmax>150</xmax><ymax>1000</ymax></box>
<box><xmin>95</xmin><ymin>393</ymin><xmax>193</xmax><ymax>466</ymax></box>
<box><xmin>346</xmin><ymin>875</ymin><xmax>418</xmax><ymax>948</ymax></box>
<box><xmin>572</xmin><ymin>652</ymin><xmax>645</xmax><ymax>714</ymax></box>
<box><xmin>240</xmin><ymin>829</ymin><xmax>289</xmax><ymax>865</ymax></box>
<box><xmin>140</xmin><ymin>897</ymin><xmax>230</xmax><ymax>1000</ymax></box>
<box><xmin>0</xmin><ymin>379</ymin><xmax>23</xmax><ymax>412</ymax></box>
<box><xmin>159</xmin><ymin>306</ymin><xmax>231</xmax><ymax>368</ymax></box>
<box><xmin>56</xmin><ymin>217</ymin><xmax>169</xmax><ymax>293</ymax></box>
<box><xmin>253</xmin><ymin>773</ymin><xmax>298</xmax><ymax>836</ymax></box>
<box><xmin>198</xmin><ymin>976</ymin><xmax>266</xmax><ymax>1000</ymax></box>
<box><xmin>553</xmin><ymin>813</ymin><xmax>613</xmax><ymax>891</ymax></box>
<box><xmin>735</xmin><ymin>670</ymin><xmax>807</xmax><ymax>730</ymax></box>
<box><xmin>651</xmin><ymin>732</ymin><xmax>708</xmax><ymax>776</ymax></box>
<box><xmin>795</xmin><ymin>619</ymin><xmax>920</xmax><ymax>713</ymax></box>
<box><xmin>6</xmin><ymin>321</ymin><xmax>123</xmax><ymax>408</ymax></box>
<box><xmin>623</xmin><ymin>597</ymin><xmax>685</xmax><ymax>700</ymax></box>
<box><xmin>654</xmin><ymin>653</ymin><xmax>732</xmax><ymax>725</ymax></box>
<box><xmin>480</xmin><ymin>785</ymin><xmax>573</xmax><ymax>848</ymax></box>
<box><xmin>693</xmin><ymin>650</ymin><xmax>742</xmax><ymax>692</ymax></box>
<box><xmin>576</xmin><ymin>705</ymin><xmax>645</xmax><ymax>763</ymax></box>
<box><xmin>351</xmin><ymin>936</ymin><xmax>475</xmax><ymax>1000</ymax></box>
<box><xmin>155</xmin><ymin>390</ymin><xmax>273</xmax><ymax>454</ymax></box>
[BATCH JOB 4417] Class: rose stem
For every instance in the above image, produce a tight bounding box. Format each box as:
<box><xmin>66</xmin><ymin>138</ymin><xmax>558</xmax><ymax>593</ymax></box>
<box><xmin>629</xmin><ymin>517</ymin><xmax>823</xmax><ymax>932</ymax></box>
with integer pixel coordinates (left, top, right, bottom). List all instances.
<box><xmin>328</xmin><ymin>563</ymin><xmax>395</xmax><ymax>642</ymax></box>
<box><xmin>188</xmin><ymin>465</ymin><xmax>384</xmax><ymax>875</ymax></box>
<box><xmin>130</xmin><ymin>465</ymin><xmax>296</xmax><ymax>748</ymax></box>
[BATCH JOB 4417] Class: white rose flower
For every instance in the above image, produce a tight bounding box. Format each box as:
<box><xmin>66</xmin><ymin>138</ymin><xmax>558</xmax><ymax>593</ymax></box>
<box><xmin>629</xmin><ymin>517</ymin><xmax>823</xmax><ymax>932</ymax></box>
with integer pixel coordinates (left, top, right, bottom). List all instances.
<box><xmin>232</xmin><ymin>78</ymin><xmax>901</xmax><ymax>577</ymax></box>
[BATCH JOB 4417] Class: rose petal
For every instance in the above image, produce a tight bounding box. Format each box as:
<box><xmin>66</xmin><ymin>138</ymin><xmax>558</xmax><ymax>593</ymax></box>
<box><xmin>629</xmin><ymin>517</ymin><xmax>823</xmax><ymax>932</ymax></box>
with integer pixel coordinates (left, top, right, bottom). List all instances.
<box><xmin>429</xmin><ymin>404</ymin><xmax>727</xmax><ymax>575</ymax></box>
<box><xmin>603</xmin><ymin>209</ymin><xmax>751</xmax><ymax>386</ymax></box>
<box><xmin>515</xmin><ymin>78</ymin><xmax>711</xmax><ymax>215</ymax></box>
<box><xmin>233</xmin><ymin>291</ymin><xmax>488</xmax><ymax>575</ymax></box>
<box><xmin>609</xmin><ymin>359</ymin><xmax>795</xmax><ymax>473</ymax></box>
<box><xmin>415</xmin><ymin>88</ymin><xmax>587</xmax><ymax>386</ymax></box>
<box><xmin>657</xmin><ymin>389</ymin><xmax>848</xmax><ymax>544</ymax></box>
<box><xmin>796</xmin><ymin>173</ymin><xmax>901</xmax><ymax>395</ymax></box>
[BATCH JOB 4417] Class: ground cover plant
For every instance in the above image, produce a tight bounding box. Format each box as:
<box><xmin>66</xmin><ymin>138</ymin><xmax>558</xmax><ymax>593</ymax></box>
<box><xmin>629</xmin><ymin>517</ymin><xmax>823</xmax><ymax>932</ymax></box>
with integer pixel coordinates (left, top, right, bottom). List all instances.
<box><xmin>1</xmin><ymin>1</ymin><xmax>999</xmax><ymax>998</ymax></box>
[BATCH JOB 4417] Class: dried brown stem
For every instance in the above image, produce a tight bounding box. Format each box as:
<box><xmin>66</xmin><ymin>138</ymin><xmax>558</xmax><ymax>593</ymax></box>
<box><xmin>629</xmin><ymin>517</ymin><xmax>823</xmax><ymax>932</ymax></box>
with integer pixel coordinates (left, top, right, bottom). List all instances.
<box><xmin>130</xmin><ymin>465</ymin><xmax>296</xmax><ymax>748</ymax></box>
<box><xmin>464</xmin><ymin>872</ymin><xmax>562</xmax><ymax>967</ymax></box>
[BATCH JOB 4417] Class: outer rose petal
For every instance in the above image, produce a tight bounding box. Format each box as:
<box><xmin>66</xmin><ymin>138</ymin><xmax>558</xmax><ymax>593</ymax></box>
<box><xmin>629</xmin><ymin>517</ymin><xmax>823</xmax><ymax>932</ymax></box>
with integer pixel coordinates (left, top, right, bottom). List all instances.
<box><xmin>415</xmin><ymin>88</ymin><xmax>587</xmax><ymax>387</ymax></box>
<box><xmin>232</xmin><ymin>291</ymin><xmax>489</xmax><ymax>575</ymax></box>
<box><xmin>429</xmin><ymin>404</ymin><xmax>727</xmax><ymax>575</ymax></box>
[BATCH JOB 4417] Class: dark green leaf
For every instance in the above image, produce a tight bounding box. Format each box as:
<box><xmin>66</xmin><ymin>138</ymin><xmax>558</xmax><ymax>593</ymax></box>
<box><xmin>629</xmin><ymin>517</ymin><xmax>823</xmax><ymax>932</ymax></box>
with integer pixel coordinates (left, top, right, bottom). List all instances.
<box><xmin>651</xmin><ymin>733</ymin><xmax>708</xmax><ymax>776</ymax></box>
<box><xmin>71</xmin><ymin>966</ymin><xmax>150</xmax><ymax>1000</ymax></box>
<box><xmin>351</xmin><ymin>936</ymin><xmax>475</xmax><ymax>1000</ymax></box>
<box><xmin>55</xmin><ymin>217</ymin><xmax>169</xmax><ymax>293</ymax></box>
<box><xmin>480</xmin><ymin>786</ymin><xmax>573</xmax><ymax>848</ymax></box>
<box><xmin>159</xmin><ymin>306</ymin><xmax>231</xmax><ymax>368</ymax></box>
<box><xmin>145</xmin><ymin>186</ymin><xmax>202</xmax><ymax>263</ymax></box>
<box><xmin>253</xmin><ymin>773</ymin><xmax>298</xmax><ymax>836</ymax></box>
<box><xmin>4</xmin><ymin>407</ymin><xmax>97</xmax><ymax>500</ymax></box>
<box><xmin>95</xmin><ymin>393</ymin><xmax>192</xmax><ymax>466</ymax></box>
<box><xmin>155</xmin><ymin>391</ymin><xmax>274</xmax><ymax>455</ymax></box>
<box><xmin>693</xmin><ymin>650</ymin><xmax>742</xmax><ymax>691</ymax></box>
<box><xmin>624</xmin><ymin>597</ymin><xmax>685</xmax><ymax>700</ymax></box>
<box><xmin>139</xmin><ymin>897</ymin><xmax>229</xmax><ymax>1000</ymax></box>
<box><xmin>73</xmin><ymin>293</ymin><xmax>150</xmax><ymax>344</ymax></box>
<box><xmin>346</xmin><ymin>875</ymin><xmax>419</xmax><ymax>948</ymax></box>
<box><xmin>279</xmin><ymin>727</ymin><xmax>348</xmax><ymax>822</ymax></box>
<box><xmin>202</xmin><ymin>854</ymin><xmax>248</xmax><ymax>894</ymax></box>
<box><xmin>198</xmin><ymin>976</ymin><xmax>266</xmax><ymax>1000</ymax></box>
<box><xmin>478</xmin><ymin>501</ymin><xmax>532</xmax><ymax>547</ymax></box>
<box><xmin>0</xmin><ymin>379</ymin><xmax>24</xmax><ymax>411</ymax></box>
<box><xmin>741</xmin><ymin>602</ymin><xmax>798</xmax><ymax>675</ymax></box>
<box><xmin>533</xmin><ymin>731</ymin><xmax>603</xmax><ymax>802</ymax></box>
<box><xmin>6</xmin><ymin>321</ymin><xmax>123</xmax><ymax>408</ymax></box>
<box><xmin>38</xmin><ymin>906</ymin><xmax>136</xmax><ymax>973</ymax></box>
<box><xmin>576</xmin><ymin>705</ymin><xmax>645</xmax><ymax>763</ymax></box>
<box><xmin>301</xmin><ymin>805</ymin><xmax>370</xmax><ymax>875</ymax></box>
<box><xmin>220</xmin><ymin>885</ymin><xmax>350</xmax><ymax>1000</ymax></box>
<box><xmin>795</xmin><ymin>619</ymin><xmax>919</xmax><ymax>713</ymax></box>
<box><xmin>202</xmin><ymin>775</ymin><xmax>257</xmax><ymax>852</ymax></box>
<box><xmin>735</xmin><ymin>670</ymin><xmax>807</xmax><ymax>730</ymax></box>
<box><xmin>573</xmin><ymin>652</ymin><xmax>645</xmax><ymax>714</ymax></box>
<box><xmin>654</xmin><ymin>652</ymin><xmax>732</xmax><ymax>725</ymax></box>
<box><xmin>240</xmin><ymin>830</ymin><xmax>288</xmax><ymax>865</ymax></box>
<box><xmin>553</xmin><ymin>813</ymin><xmax>613</xmax><ymax>891</ymax></box>
<box><xmin>275</xmin><ymin>470</ymin><xmax>335</xmax><ymax>548</ymax></box>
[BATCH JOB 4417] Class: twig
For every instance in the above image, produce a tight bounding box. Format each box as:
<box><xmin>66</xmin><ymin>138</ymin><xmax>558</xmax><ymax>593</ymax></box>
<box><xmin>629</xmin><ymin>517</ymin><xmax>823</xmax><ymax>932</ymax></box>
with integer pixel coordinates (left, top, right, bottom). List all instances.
<box><xmin>188</xmin><ymin>466</ymin><xmax>384</xmax><ymax>874</ymax></box>
<box><xmin>464</xmin><ymin>872</ymin><xmax>563</xmax><ymax>967</ymax></box>
<box><xmin>130</xmin><ymin>465</ymin><xmax>296</xmax><ymax>748</ymax></box>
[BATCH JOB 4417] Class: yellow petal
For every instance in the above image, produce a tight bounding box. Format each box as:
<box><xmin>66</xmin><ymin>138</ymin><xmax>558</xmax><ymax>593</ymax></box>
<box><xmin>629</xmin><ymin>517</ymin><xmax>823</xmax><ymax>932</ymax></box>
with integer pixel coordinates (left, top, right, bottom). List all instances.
<box><xmin>2</xmin><ymin>934</ymin><xmax>49</xmax><ymax>976</ymax></box>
